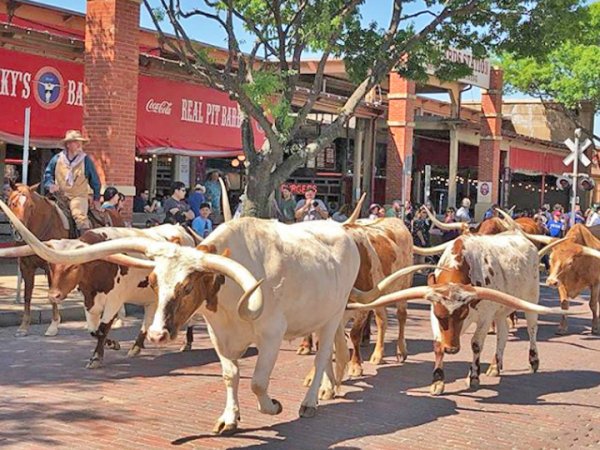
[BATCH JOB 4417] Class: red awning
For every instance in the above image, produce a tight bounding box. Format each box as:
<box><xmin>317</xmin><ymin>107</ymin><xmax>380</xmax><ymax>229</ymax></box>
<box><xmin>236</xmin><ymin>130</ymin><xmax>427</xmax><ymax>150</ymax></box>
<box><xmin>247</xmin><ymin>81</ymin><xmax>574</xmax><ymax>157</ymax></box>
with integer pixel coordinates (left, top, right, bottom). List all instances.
<box><xmin>136</xmin><ymin>75</ymin><xmax>265</xmax><ymax>157</ymax></box>
<box><xmin>509</xmin><ymin>147</ymin><xmax>572</xmax><ymax>176</ymax></box>
<box><xmin>0</xmin><ymin>48</ymin><xmax>265</xmax><ymax>156</ymax></box>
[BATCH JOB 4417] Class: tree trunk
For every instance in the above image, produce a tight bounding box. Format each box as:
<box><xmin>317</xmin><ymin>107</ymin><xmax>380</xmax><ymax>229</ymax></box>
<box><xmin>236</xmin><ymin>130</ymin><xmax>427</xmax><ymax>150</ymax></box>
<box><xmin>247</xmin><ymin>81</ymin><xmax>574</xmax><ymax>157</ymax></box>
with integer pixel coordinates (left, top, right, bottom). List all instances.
<box><xmin>242</xmin><ymin>158</ymin><xmax>273</xmax><ymax>218</ymax></box>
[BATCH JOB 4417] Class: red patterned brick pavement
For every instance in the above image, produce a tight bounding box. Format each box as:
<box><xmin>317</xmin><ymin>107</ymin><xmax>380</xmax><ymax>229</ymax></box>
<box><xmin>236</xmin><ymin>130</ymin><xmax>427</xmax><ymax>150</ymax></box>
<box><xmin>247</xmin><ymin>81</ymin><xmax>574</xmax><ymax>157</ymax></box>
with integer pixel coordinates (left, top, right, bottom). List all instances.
<box><xmin>1</xmin><ymin>287</ymin><xmax>600</xmax><ymax>450</ymax></box>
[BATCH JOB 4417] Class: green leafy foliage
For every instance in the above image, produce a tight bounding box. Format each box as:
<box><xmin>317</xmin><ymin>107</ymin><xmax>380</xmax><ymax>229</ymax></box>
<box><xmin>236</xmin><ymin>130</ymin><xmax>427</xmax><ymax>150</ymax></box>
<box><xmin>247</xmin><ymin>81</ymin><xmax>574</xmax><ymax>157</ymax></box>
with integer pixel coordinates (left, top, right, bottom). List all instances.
<box><xmin>500</xmin><ymin>2</ymin><xmax>600</xmax><ymax>111</ymax></box>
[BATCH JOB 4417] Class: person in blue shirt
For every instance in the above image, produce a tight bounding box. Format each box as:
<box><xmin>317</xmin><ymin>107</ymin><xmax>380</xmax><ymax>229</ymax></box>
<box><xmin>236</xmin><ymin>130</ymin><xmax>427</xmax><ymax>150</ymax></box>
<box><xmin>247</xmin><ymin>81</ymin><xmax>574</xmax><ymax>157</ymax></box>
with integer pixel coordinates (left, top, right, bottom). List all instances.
<box><xmin>547</xmin><ymin>212</ymin><xmax>564</xmax><ymax>238</ymax></box>
<box><xmin>483</xmin><ymin>204</ymin><xmax>499</xmax><ymax>221</ymax></box>
<box><xmin>188</xmin><ymin>184</ymin><xmax>206</xmax><ymax>217</ymax></box>
<box><xmin>191</xmin><ymin>203</ymin><xmax>213</xmax><ymax>238</ymax></box>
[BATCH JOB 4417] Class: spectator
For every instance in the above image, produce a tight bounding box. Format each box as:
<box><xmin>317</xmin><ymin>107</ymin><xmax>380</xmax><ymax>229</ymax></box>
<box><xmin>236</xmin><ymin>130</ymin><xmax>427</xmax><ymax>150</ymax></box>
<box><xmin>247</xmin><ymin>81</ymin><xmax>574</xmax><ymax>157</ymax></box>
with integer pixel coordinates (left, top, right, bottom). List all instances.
<box><xmin>279</xmin><ymin>185</ymin><xmax>297</xmax><ymax>223</ymax></box>
<box><xmin>403</xmin><ymin>201</ymin><xmax>414</xmax><ymax>230</ymax></box>
<box><xmin>204</xmin><ymin>170</ymin><xmax>225</xmax><ymax>219</ymax></box>
<box><xmin>117</xmin><ymin>193</ymin><xmax>125</xmax><ymax>213</ymax></box>
<box><xmin>192</xmin><ymin>202</ymin><xmax>213</xmax><ymax>238</ymax></box>
<box><xmin>332</xmin><ymin>204</ymin><xmax>351</xmax><ymax>222</ymax></box>
<box><xmin>386</xmin><ymin>200</ymin><xmax>402</xmax><ymax>218</ymax></box>
<box><xmin>164</xmin><ymin>181</ymin><xmax>195</xmax><ymax>224</ymax></box>
<box><xmin>483</xmin><ymin>203</ymin><xmax>499</xmax><ymax>221</ymax></box>
<box><xmin>541</xmin><ymin>204</ymin><xmax>552</xmax><ymax>223</ymax></box>
<box><xmin>378</xmin><ymin>206</ymin><xmax>386</xmax><ymax>218</ymax></box>
<box><xmin>133</xmin><ymin>189</ymin><xmax>157</xmax><ymax>213</ymax></box>
<box><xmin>101</xmin><ymin>187</ymin><xmax>120</xmax><ymax>210</ymax></box>
<box><xmin>368</xmin><ymin>203</ymin><xmax>381</xmax><ymax>219</ymax></box>
<box><xmin>294</xmin><ymin>187</ymin><xmax>328</xmax><ymax>221</ymax></box>
<box><xmin>412</xmin><ymin>208</ymin><xmax>431</xmax><ymax>263</ymax></box>
<box><xmin>441</xmin><ymin>207</ymin><xmax>460</xmax><ymax>243</ymax></box>
<box><xmin>547</xmin><ymin>211</ymin><xmax>565</xmax><ymax>238</ymax></box>
<box><xmin>188</xmin><ymin>184</ymin><xmax>207</xmax><ymax>217</ymax></box>
<box><xmin>586</xmin><ymin>205</ymin><xmax>600</xmax><ymax>227</ymax></box>
<box><xmin>456</xmin><ymin>198</ymin><xmax>471</xmax><ymax>222</ymax></box>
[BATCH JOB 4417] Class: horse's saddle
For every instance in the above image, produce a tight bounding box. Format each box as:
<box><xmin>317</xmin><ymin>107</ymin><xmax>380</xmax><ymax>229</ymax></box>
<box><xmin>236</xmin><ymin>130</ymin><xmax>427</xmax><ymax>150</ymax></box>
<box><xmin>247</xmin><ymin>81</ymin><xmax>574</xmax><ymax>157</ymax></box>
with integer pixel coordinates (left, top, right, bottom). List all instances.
<box><xmin>48</xmin><ymin>194</ymin><xmax>114</xmax><ymax>238</ymax></box>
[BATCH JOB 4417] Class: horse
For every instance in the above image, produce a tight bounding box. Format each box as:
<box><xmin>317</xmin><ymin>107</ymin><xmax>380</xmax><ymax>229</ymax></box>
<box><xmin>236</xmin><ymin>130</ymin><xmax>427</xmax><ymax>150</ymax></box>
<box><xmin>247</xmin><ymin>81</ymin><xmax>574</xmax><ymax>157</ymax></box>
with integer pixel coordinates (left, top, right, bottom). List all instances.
<box><xmin>4</xmin><ymin>183</ymin><xmax>123</xmax><ymax>337</ymax></box>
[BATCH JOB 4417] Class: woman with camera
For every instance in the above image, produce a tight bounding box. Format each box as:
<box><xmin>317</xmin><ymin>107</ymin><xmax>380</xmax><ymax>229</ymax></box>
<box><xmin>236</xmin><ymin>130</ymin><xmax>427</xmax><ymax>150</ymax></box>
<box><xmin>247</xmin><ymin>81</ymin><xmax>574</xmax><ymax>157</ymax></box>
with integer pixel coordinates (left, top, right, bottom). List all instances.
<box><xmin>294</xmin><ymin>187</ymin><xmax>329</xmax><ymax>221</ymax></box>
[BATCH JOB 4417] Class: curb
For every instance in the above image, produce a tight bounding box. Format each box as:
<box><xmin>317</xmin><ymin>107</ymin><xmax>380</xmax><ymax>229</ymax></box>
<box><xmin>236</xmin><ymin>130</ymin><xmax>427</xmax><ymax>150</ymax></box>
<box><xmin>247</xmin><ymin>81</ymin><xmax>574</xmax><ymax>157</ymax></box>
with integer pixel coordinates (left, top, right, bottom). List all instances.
<box><xmin>0</xmin><ymin>303</ymin><xmax>145</xmax><ymax>328</ymax></box>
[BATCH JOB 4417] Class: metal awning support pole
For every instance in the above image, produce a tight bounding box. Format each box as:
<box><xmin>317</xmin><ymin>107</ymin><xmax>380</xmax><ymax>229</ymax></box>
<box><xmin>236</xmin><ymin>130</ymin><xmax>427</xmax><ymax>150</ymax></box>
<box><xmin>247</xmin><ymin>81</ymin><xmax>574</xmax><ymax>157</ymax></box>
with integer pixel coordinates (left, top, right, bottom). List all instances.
<box><xmin>15</xmin><ymin>107</ymin><xmax>31</xmax><ymax>305</ymax></box>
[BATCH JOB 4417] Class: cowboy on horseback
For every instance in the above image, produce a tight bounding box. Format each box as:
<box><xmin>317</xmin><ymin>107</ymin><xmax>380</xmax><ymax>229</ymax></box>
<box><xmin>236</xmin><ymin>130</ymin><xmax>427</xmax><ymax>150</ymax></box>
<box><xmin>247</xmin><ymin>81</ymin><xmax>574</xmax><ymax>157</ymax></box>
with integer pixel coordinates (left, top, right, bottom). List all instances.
<box><xmin>43</xmin><ymin>130</ymin><xmax>101</xmax><ymax>233</ymax></box>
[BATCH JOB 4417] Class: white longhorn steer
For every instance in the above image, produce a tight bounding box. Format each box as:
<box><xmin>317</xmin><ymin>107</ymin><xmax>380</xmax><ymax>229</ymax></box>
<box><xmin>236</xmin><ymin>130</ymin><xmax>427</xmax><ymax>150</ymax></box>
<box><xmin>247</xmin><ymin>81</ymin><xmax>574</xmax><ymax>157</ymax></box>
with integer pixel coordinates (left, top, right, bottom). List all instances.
<box><xmin>348</xmin><ymin>232</ymin><xmax>579</xmax><ymax>396</ymax></box>
<box><xmin>3</xmin><ymin>207</ymin><xmax>404</xmax><ymax>434</ymax></box>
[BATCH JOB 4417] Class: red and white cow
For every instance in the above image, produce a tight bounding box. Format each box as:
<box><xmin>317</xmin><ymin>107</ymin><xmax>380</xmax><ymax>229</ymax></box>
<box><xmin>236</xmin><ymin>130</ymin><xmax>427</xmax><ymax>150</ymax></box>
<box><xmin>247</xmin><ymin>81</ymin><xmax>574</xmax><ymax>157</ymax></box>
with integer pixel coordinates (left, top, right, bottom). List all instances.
<box><xmin>348</xmin><ymin>232</ymin><xmax>576</xmax><ymax>395</ymax></box>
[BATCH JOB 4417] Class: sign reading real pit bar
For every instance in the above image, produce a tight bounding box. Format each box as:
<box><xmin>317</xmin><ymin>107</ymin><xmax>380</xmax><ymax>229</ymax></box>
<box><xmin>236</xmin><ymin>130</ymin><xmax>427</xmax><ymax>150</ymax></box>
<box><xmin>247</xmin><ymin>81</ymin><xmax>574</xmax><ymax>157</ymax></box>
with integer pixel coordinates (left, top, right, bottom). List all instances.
<box><xmin>0</xmin><ymin>47</ymin><xmax>264</xmax><ymax>154</ymax></box>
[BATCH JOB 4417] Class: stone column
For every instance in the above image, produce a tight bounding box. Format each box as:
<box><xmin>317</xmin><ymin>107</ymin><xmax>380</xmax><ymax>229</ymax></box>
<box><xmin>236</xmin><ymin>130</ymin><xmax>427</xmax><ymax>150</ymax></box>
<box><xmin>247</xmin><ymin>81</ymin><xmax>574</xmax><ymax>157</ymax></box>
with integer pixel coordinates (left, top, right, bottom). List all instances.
<box><xmin>475</xmin><ymin>67</ymin><xmax>503</xmax><ymax>221</ymax></box>
<box><xmin>385</xmin><ymin>73</ymin><xmax>416</xmax><ymax>204</ymax></box>
<box><xmin>83</xmin><ymin>0</ymin><xmax>141</xmax><ymax>218</ymax></box>
<box><xmin>352</xmin><ymin>119</ymin><xmax>365</xmax><ymax>202</ymax></box>
<box><xmin>448</xmin><ymin>128</ymin><xmax>459</xmax><ymax>209</ymax></box>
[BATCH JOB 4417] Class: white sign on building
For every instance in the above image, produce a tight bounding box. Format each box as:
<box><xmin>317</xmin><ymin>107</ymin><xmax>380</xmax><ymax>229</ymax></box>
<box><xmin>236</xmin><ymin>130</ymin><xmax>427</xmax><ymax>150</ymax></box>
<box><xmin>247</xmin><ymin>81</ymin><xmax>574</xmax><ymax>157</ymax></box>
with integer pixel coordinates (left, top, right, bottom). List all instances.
<box><xmin>426</xmin><ymin>48</ymin><xmax>491</xmax><ymax>89</ymax></box>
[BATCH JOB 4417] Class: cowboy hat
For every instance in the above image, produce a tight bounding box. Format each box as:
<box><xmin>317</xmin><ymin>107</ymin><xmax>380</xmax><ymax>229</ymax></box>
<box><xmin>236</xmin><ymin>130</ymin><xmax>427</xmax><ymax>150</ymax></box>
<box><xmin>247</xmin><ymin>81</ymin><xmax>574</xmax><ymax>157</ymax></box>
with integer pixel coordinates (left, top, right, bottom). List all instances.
<box><xmin>194</xmin><ymin>184</ymin><xmax>206</xmax><ymax>194</ymax></box>
<box><xmin>61</xmin><ymin>130</ymin><xmax>90</xmax><ymax>146</ymax></box>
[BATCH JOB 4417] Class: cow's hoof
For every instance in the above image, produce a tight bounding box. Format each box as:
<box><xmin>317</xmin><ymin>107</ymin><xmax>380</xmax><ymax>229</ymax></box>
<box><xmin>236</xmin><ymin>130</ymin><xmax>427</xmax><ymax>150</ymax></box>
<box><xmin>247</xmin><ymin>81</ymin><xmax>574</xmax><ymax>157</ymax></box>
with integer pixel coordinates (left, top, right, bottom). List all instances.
<box><xmin>430</xmin><ymin>381</ymin><xmax>445</xmax><ymax>396</ymax></box>
<box><xmin>264</xmin><ymin>399</ymin><xmax>283</xmax><ymax>415</ymax></box>
<box><xmin>179</xmin><ymin>342</ymin><xmax>193</xmax><ymax>352</ymax></box>
<box><xmin>466</xmin><ymin>377</ymin><xmax>480</xmax><ymax>390</ymax></box>
<box><xmin>369</xmin><ymin>353</ymin><xmax>384</xmax><ymax>365</ymax></box>
<box><xmin>14</xmin><ymin>329</ymin><xmax>28</xmax><ymax>338</ymax></box>
<box><xmin>44</xmin><ymin>326</ymin><xmax>59</xmax><ymax>337</ymax></box>
<box><xmin>396</xmin><ymin>350</ymin><xmax>408</xmax><ymax>363</ymax></box>
<box><xmin>296</xmin><ymin>345</ymin><xmax>311</xmax><ymax>356</ymax></box>
<box><xmin>555</xmin><ymin>327</ymin><xmax>569</xmax><ymax>336</ymax></box>
<box><xmin>105</xmin><ymin>340</ymin><xmax>121</xmax><ymax>351</ymax></box>
<box><xmin>112</xmin><ymin>318</ymin><xmax>124</xmax><ymax>329</ymax></box>
<box><xmin>303</xmin><ymin>369</ymin><xmax>315</xmax><ymax>387</ymax></box>
<box><xmin>486</xmin><ymin>365</ymin><xmax>500</xmax><ymax>377</ymax></box>
<box><xmin>299</xmin><ymin>405</ymin><xmax>317</xmax><ymax>418</ymax></box>
<box><xmin>127</xmin><ymin>346</ymin><xmax>141</xmax><ymax>358</ymax></box>
<box><xmin>348</xmin><ymin>362</ymin><xmax>363</xmax><ymax>378</ymax></box>
<box><xmin>212</xmin><ymin>420</ymin><xmax>238</xmax><ymax>435</ymax></box>
<box><xmin>529</xmin><ymin>360</ymin><xmax>540</xmax><ymax>374</ymax></box>
<box><xmin>86</xmin><ymin>359</ymin><xmax>102</xmax><ymax>370</ymax></box>
<box><xmin>319</xmin><ymin>387</ymin><xmax>335</xmax><ymax>401</ymax></box>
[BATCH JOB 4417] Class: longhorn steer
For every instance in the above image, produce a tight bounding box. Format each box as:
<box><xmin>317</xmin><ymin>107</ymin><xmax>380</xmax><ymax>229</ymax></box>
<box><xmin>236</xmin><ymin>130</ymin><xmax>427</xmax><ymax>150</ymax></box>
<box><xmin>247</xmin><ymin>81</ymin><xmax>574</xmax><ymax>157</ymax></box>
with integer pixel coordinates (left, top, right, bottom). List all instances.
<box><xmin>4</xmin><ymin>210</ymin><xmax>411</xmax><ymax>433</ymax></box>
<box><xmin>0</xmin><ymin>224</ymin><xmax>197</xmax><ymax>368</ymax></box>
<box><xmin>546</xmin><ymin>224</ymin><xmax>600</xmax><ymax>335</ymax></box>
<box><xmin>348</xmin><ymin>232</ymin><xmax>574</xmax><ymax>396</ymax></box>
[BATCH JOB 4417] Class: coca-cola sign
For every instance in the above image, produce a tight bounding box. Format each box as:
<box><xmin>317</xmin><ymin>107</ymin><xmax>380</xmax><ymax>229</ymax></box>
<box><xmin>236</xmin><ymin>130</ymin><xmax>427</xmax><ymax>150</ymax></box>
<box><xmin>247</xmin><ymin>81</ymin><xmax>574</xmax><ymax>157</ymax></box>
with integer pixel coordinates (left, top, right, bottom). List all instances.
<box><xmin>146</xmin><ymin>99</ymin><xmax>172</xmax><ymax>115</ymax></box>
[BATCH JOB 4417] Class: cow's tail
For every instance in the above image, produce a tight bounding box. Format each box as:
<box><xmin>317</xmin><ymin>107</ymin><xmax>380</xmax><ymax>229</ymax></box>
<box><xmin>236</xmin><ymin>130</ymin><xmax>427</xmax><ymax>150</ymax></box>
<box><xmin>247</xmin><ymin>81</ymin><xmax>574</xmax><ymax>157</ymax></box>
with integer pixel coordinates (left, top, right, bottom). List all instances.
<box><xmin>333</xmin><ymin>321</ymin><xmax>349</xmax><ymax>393</ymax></box>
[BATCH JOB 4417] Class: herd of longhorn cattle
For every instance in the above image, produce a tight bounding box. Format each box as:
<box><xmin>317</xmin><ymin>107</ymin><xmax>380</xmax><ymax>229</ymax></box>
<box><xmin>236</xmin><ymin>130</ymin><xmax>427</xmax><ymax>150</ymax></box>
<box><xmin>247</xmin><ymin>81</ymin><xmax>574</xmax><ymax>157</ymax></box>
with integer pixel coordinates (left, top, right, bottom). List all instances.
<box><xmin>0</xmin><ymin>182</ymin><xmax>594</xmax><ymax>435</ymax></box>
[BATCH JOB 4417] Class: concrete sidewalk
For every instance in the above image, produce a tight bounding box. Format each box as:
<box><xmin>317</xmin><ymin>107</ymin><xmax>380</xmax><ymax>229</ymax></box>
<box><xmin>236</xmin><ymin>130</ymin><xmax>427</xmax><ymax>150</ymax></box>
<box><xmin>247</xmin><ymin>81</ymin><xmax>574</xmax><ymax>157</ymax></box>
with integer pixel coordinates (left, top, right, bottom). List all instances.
<box><xmin>0</xmin><ymin>263</ymin><xmax>86</xmax><ymax>328</ymax></box>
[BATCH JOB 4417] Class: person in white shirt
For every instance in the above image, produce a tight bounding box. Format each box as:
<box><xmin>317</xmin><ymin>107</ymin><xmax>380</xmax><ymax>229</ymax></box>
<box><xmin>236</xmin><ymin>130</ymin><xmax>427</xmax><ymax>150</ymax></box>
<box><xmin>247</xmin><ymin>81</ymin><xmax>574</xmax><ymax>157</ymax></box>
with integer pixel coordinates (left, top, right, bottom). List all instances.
<box><xmin>455</xmin><ymin>198</ymin><xmax>472</xmax><ymax>222</ymax></box>
<box><xmin>586</xmin><ymin>205</ymin><xmax>600</xmax><ymax>227</ymax></box>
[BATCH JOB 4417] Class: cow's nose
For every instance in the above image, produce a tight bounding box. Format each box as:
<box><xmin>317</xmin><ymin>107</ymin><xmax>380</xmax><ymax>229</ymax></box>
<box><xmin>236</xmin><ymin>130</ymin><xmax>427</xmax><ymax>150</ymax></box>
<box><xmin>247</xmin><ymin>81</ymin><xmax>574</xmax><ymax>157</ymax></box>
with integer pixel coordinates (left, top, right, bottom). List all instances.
<box><xmin>48</xmin><ymin>290</ymin><xmax>64</xmax><ymax>303</ymax></box>
<box><xmin>444</xmin><ymin>346</ymin><xmax>460</xmax><ymax>355</ymax></box>
<box><xmin>148</xmin><ymin>329</ymin><xmax>169</xmax><ymax>345</ymax></box>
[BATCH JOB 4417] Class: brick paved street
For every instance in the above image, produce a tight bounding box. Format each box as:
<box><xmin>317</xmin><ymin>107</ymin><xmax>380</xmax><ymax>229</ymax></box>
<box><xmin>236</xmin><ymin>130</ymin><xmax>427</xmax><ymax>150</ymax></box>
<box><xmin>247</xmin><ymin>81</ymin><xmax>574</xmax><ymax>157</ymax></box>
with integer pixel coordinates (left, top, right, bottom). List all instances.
<box><xmin>2</xmin><ymin>284</ymin><xmax>600</xmax><ymax>450</ymax></box>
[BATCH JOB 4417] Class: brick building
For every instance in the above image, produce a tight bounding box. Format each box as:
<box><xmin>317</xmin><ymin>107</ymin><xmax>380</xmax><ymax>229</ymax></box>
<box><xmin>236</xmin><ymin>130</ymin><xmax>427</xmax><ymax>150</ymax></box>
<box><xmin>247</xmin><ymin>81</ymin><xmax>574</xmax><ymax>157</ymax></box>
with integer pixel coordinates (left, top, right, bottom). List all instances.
<box><xmin>0</xmin><ymin>0</ymin><xmax>595</xmax><ymax>218</ymax></box>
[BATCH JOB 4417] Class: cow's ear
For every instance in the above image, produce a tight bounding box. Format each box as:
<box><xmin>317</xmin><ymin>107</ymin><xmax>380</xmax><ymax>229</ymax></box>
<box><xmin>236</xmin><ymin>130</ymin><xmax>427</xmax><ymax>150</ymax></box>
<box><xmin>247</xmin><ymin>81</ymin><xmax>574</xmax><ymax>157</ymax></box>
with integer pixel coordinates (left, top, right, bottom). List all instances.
<box><xmin>29</xmin><ymin>182</ymin><xmax>41</xmax><ymax>192</ymax></box>
<box><xmin>197</xmin><ymin>243</ymin><xmax>217</xmax><ymax>253</ymax></box>
<box><xmin>220</xmin><ymin>248</ymin><xmax>231</xmax><ymax>258</ymax></box>
<box><xmin>204</xmin><ymin>274</ymin><xmax>225</xmax><ymax>313</ymax></box>
<box><xmin>168</xmin><ymin>236</ymin><xmax>183</xmax><ymax>246</ymax></box>
<box><xmin>427</xmin><ymin>273</ymin><xmax>436</xmax><ymax>286</ymax></box>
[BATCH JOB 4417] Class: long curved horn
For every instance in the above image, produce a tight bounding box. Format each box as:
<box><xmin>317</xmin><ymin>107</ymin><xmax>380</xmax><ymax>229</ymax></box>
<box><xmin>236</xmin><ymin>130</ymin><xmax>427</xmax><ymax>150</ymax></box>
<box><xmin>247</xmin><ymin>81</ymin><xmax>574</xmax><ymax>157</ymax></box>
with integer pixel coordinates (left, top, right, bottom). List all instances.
<box><xmin>343</xmin><ymin>192</ymin><xmax>367</xmax><ymax>225</ymax></box>
<box><xmin>0</xmin><ymin>245</ymin><xmax>35</xmax><ymax>258</ymax></box>
<box><xmin>525</xmin><ymin>233</ymin><xmax>557</xmax><ymax>246</ymax></box>
<box><xmin>219</xmin><ymin>177</ymin><xmax>232</xmax><ymax>222</ymax></box>
<box><xmin>423</xmin><ymin>206</ymin><xmax>463</xmax><ymax>231</ymax></box>
<box><xmin>0</xmin><ymin>199</ymin><xmax>154</xmax><ymax>264</ymax></box>
<box><xmin>496</xmin><ymin>208</ymin><xmax>519</xmax><ymax>232</ymax></box>
<box><xmin>198</xmin><ymin>252</ymin><xmax>264</xmax><ymax>321</ymax></box>
<box><xmin>538</xmin><ymin>237</ymin><xmax>572</xmax><ymax>258</ymax></box>
<box><xmin>183</xmin><ymin>224</ymin><xmax>204</xmax><ymax>245</ymax></box>
<box><xmin>413</xmin><ymin>240</ymin><xmax>455</xmax><ymax>256</ymax></box>
<box><xmin>472</xmin><ymin>286</ymin><xmax>581</xmax><ymax>315</ymax></box>
<box><xmin>349</xmin><ymin>264</ymin><xmax>438</xmax><ymax>304</ymax></box>
<box><xmin>581</xmin><ymin>246</ymin><xmax>600</xmax><ymax>261</ymax></box>
<box><xmin>103</xmin><ymin>254</ymin><xmax>156</xmax><ymax>269</ymax></box>
<box><xmin>348</xmin><ymin>286</ymin><xmax>430</xmax><ymax>310</ymax></box>
<box><xmin>508</xmin><ymin>205</ymin><xmax>516</xmax><ymax>215</ymax></box>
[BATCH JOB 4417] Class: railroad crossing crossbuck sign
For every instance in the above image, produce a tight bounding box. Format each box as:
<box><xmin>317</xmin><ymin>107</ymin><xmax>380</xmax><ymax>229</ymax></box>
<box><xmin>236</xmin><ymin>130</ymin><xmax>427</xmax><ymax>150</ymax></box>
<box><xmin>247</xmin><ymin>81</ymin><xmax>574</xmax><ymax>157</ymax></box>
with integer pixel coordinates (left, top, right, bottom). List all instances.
<box><xmin>563</xmin><ymin>136</ymin><xmax>593</xmax><ymax>167</ymax></box>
